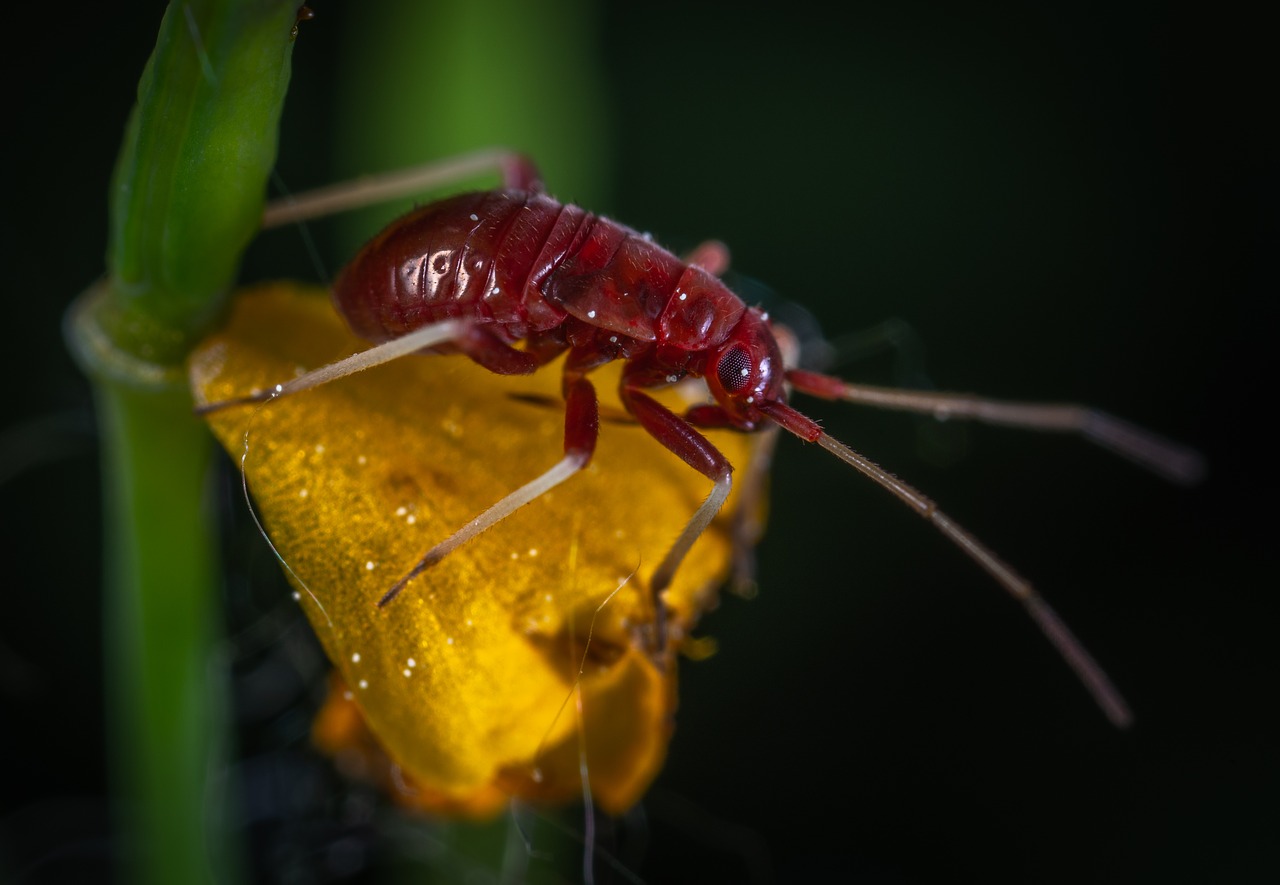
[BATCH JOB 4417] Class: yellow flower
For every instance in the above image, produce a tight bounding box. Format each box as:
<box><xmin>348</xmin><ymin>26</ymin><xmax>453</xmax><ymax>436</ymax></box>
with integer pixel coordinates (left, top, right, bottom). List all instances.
<box><xmin>190</xmin><ymin>283</ymin><xmax>765</xmax><ymax>817</ymax></box>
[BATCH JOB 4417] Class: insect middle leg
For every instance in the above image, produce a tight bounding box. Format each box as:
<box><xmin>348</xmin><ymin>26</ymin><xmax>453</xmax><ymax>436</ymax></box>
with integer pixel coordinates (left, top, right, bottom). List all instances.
<box><xmin>370</xmin><ymin>333</ymin><xmax>601</xmax><ymax>606</ymax></box>
<box><xmin>377</xmin><ymin>366</ymin><xmax>599</xmax><ymax>607</ymax></box>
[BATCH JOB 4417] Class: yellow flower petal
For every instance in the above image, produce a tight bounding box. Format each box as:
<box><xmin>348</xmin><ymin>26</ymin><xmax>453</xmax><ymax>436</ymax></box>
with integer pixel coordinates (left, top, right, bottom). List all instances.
<box><xmin>190</xmin><ymin>282</ymin><xmax>765</xmax><ymax>816</ymax></box>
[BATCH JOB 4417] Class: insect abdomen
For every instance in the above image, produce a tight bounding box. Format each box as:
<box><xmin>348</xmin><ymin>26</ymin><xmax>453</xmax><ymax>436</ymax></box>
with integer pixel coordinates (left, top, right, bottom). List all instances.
<box><xmin>333</xmin><ymin>190</ymin><xmax>586</xmax><ymax>343</ymax></box>
<box><xmin>332</xmin><ymin>188</ymin><xmax>698</xmax><ymax>351</ymax></box>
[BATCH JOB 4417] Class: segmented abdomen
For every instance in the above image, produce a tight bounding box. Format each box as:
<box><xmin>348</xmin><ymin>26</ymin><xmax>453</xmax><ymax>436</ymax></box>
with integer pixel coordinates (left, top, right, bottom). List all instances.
<box><xmin>332</xmin><ymin>189</ymin><xmax>688</xmax><ymax>348</ymax></box>
<box><xmin>333</xmin><ymin>190</ymin><xmax>576</xmax><ymax>342</ymax></box>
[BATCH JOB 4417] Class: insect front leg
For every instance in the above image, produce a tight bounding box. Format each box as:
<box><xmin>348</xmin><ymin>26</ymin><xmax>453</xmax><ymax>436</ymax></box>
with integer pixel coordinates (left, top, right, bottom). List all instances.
<box><xmin>619</xmin><ymin>365</ymin><xmax>735</xmax><ymax>661</ymax></box>
<box><xmin>683</xmin><ymin>403</ymin><xmax>780</xmax><ymax>597</ymax></box>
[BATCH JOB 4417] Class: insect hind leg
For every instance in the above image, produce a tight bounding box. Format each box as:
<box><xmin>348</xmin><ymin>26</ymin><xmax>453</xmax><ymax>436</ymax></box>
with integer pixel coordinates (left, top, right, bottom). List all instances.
<box><xmin>194</xmin><ymin>318</ymin><xmax>470</xmax><ymax>415</ymax></box>
<box><xmin>260</xmin><ymin>148</ymin><xmax>543</xmax><ymax>230</ymax></box>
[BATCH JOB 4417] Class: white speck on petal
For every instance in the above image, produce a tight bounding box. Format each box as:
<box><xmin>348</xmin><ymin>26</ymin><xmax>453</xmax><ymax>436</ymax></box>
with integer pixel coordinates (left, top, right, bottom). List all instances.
<box><xmin>403</xmin><ymin>669</ymin><xmax>412</xmax><ymax>677</ymax></box>
<box><xmin>358</xmin><ymin>679</ymin><xmax>368</xmax><ymax>689</ymax></box>
<box><xmin>351</xmin><ymin>652</ymin><xmax>361</xmax><ymax>663</ymax></box>
<box><xmin>365</xmin><ymin>561</ymin><xmax>375</xmax><ymax>571</ymax></box>
<box><xmin>678</xmin><ymin>293</ymin><xmax>687</xmax><ymax>301</ymax></box>
<box><xmin>407</xmin><ymin>657</ymin><xmax>416</xmax><ymax>668</ymax></box>
<box><xmin>587</xmin><ymin>310</ymin><xmax>597</xmax><ymax>319</ymax></box>
<box><xmin>292</xmin><ymin>591</ymin><xmax>301</xmax><ymax>601</ymax></box>
<box><xmin>469</xmin><ymin>213</ymin><xmax>479</xmax><ymax>221</ymax></box>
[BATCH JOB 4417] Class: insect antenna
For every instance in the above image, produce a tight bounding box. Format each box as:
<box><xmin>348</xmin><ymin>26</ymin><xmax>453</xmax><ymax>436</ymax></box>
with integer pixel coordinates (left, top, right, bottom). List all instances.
<box><xmin>756</xmin><ymin>398</ymin><xmax>1134</xmax><ymax>729</ymax></box>
<box><xmin>785</xmin><ymin>369</ymin><xmax>1205</xmax><ymax>486</ymax></box>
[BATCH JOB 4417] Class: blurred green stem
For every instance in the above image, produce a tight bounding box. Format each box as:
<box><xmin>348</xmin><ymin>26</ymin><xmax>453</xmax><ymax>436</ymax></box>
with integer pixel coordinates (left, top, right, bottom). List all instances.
<box><xmin>333</xmin><ymin>2</ymin><xmax>609</xmax><ymax>881</ymax></box>
<box><xmin>66</xmin><ymin>2</ymin><xmax>299</xmax><ymax>883</ymax></box>
<box><xmin>332</xmin><ymin>0</ymin><xmax>610</xmax><ymax>248</ymax></box>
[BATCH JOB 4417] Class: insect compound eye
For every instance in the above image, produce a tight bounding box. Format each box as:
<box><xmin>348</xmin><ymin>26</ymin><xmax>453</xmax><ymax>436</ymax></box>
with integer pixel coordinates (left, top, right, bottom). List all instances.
<box><xmin>716</xmin><ymin>346</ymin><xmax>754</xmax><ymax>394</ymax></box>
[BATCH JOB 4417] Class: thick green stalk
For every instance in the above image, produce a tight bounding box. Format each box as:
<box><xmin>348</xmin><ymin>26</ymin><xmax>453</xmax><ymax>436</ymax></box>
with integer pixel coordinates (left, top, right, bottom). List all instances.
<box><xmin>97</xmin><ymin>355</ymin><xmax>228</xmax><ymax>885</ymax></box>
<box><xmin>66</xmin><ymin>2</ymin><xmax>300</xmax><ymax>883</ymax></box>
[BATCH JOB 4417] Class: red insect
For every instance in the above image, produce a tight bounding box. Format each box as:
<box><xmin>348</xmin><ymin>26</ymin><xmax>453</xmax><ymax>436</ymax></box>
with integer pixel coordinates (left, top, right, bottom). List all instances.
<box><xmin>200</xmin><ymin>150</ymin><xmax>1203</xmax><ymax>728</ymax></box>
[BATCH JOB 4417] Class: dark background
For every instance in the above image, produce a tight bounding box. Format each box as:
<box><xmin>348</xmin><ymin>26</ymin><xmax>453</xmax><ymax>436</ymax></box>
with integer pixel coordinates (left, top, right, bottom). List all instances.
<box><xmin>3</xmin><ymin>2</ymin><xmax>1273</xmax><ymax>883</ymax></box>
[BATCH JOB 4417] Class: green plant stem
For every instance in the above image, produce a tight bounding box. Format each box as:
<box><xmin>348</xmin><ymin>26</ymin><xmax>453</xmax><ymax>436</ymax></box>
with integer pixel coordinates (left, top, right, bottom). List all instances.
<box><xmin>67</xmin><ymin>2</ymin><xmax>300</xmax><ymax>883</ymax></box>
<box><xmin>87</xmin><ymin>319</ymin><xmax>231</xmax><ymax>885</ymax></box>
<box><xmin>103</xmin><ymin>400</ymin><xmax>228</xmax><ymax>885</ymax></box>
